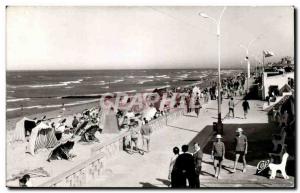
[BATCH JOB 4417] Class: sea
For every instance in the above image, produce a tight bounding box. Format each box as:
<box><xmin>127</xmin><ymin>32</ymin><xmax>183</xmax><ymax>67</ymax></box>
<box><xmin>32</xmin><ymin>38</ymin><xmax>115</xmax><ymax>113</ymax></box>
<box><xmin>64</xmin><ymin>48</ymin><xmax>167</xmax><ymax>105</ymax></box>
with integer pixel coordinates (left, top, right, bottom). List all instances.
<box><xmin>6</xmin><ymin>69</ymin><xmax>241</xmax><ymax>119</ymax></box>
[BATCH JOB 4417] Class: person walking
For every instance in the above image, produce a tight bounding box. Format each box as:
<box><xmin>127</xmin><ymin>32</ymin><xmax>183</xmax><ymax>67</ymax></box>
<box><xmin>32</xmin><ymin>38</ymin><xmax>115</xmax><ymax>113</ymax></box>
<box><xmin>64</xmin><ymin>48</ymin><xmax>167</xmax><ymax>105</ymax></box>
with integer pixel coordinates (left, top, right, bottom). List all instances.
<box><xmin>211</xmin><ymin>134</ymin><xmax>225</xmax><ymax>179</ymax></box>
<box><xmin>129</xmin><ymin>120</ymin><xmax>143</xmax><ymax>155</ymax></box>
<box><xmin>140</xmin><ymin>120</ymin><xmax>153</xmax><ymax>153</ymax></box>
<box><xmin>242</xmin><ymin>99</ymin><xmax>250</xmax><ymax>119</ymax></box>
<box><xmin>232</xmin><ymin>128</ymin><xmax>248</xmax><ymax>173</ymax></box>
<box><xmin>228</xmin><ymin>97</ymin><xmax>235</xmax><ymax>118</ymax></box>
<box><xmin>169</xmin><ymin>146</ymin><xmax>180</xmax><ymax>188</ymax></box>
<box><xmin>72</xmin><ymin>116</ymin><xmax>79</xmax><ymax>130</ymax></box>
<box><xmin>193</xmin><ymin>142</ymin><xmax>203</xmax><ymax>188</ymax></box>
<box><xmin>194</xmin><ymin>97</ymin><xmax>201</xmax><ymax>118</ymax></box>
<box><xmin>173</xmin><ymin>145</ymin><xmax>195</xmax><ymax>188</ymax></box>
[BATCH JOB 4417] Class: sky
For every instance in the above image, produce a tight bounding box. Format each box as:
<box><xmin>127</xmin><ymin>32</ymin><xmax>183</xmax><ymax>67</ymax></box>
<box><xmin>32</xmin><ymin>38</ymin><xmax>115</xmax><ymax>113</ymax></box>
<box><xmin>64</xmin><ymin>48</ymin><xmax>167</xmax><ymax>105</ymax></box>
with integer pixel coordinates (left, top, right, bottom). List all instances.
<box><xmin>6</xmin><ymin>6</ymin><xmax>294</xmax><ymax>70</ymax></box>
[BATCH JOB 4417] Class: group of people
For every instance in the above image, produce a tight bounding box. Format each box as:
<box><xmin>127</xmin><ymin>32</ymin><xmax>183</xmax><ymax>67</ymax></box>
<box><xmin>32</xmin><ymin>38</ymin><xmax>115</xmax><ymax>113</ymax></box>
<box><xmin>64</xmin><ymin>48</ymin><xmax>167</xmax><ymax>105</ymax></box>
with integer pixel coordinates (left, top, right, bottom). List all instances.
<box><xmin>168</xmin><ymin>128</ymin><xmax>248</xmax><ymax>188</ymax></box>
<box><xmin>168</xmin><ymin>143</ymin><xmax>203</xmax><ymax>188</ymax></box>
<box><xmin>227</xmin><ymin>97</ymin><xmax>250</xmax><ymax>119</ymax></box>
<box><xmin>122</xmin><ymin>116</ymin><xmax>153</xmax><ymax>155</ymax></box>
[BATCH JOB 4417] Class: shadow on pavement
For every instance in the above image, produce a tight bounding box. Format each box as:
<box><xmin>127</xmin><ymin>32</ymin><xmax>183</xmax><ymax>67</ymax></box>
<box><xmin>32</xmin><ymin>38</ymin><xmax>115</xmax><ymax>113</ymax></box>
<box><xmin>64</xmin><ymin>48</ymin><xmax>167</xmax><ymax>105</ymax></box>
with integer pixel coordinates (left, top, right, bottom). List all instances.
<box><xmin>156</xmin><ymin>178</ymin><xmax>170</xmax><ymax>187</ymax></box>
<box><xmin>187</xmin><ymin>122</ymin><xmax>295</xmax><ymax>177</ymax></box>
<box><xmin>166</xmin><ymin>124</ymin><xmax>200</xmax><ymax>133</ymax></box>
<box><xmin>139</xmin><ymin>182</ymin><xmax>158</xmax><ymax>188</ymax></box>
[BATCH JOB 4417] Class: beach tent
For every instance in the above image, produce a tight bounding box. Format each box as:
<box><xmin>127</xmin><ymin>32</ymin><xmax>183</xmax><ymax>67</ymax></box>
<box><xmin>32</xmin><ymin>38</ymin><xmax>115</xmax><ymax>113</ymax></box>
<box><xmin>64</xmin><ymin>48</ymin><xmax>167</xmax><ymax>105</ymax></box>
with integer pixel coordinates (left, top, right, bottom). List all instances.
<box><xmin>13</xmin><ymin>117</ymin><xmax>36</xmax><ymax>142</ymax></box>
<box><xmin>27</xmin><ymin>122</ymin><xmax>58</xmax><ymax>155</ymax></box>
<box><xmin>103</xmin><ymin>110</ymin><xmax>119</xmax><ymax>133</ymax></box>
<box><xmin>73</xmin><ymin>120</ymin><xmax>89</xmax><ymax>136</ymax></box>
<box><xmin>80</xmin><ymin>125</ymin><xmax>101</xmax><ymax>142</ymax></box>
<box><xmin>142</xmin><ymin>107</ymin><xmax>157</xmax><ymax>121</ymax></box>
<box><xmin>47</xmin><ymin>140</ymin><xmax>75</xmax><ymax>162</ymax></box>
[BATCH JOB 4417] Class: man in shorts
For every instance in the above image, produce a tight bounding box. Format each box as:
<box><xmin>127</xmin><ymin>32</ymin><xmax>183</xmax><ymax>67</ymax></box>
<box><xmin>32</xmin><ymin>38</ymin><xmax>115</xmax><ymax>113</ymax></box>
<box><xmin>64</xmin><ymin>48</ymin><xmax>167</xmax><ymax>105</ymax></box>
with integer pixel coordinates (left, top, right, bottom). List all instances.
<box><xmin>232</xmin><ymin>128</ymin><xmax>248</xmax><ymax>173</ymax></box>
<box><xmin>228</xmin><ymin>97</ymin><xmax>235</xmax><ymax>118</ymax></box>
<box><xmin>140</xmin><ymin>120</ymin><xmax>153</xmax><ymax>153</ymax></box>
<box><xmin>129</xmin><ymin>120</ymin><xmax>143</xmax><ymax>155</ymax></box>
<box><xmin>211</xmin><ymin>134</ymin><xmax>225</xmax><ymax>179</ymax></box>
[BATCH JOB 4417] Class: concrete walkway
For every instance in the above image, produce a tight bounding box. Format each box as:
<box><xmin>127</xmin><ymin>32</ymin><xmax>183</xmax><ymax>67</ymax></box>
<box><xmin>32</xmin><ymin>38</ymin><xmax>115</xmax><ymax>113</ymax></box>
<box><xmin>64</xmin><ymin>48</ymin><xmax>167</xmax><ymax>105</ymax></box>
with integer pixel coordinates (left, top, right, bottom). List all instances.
<box><xmin>86</xmin><ymin>96</ymin><xmax>294</xmax><ymax>188</ymax></box>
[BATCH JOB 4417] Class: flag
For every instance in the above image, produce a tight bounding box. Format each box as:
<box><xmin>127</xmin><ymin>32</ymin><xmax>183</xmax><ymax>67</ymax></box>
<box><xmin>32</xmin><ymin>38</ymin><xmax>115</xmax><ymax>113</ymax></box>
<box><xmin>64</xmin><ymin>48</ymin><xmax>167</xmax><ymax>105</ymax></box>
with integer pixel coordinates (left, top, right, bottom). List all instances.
<box><xmin>263</xmin><ymin>50</ymin><xmax>274</xmax><ymax>57</ymax></box>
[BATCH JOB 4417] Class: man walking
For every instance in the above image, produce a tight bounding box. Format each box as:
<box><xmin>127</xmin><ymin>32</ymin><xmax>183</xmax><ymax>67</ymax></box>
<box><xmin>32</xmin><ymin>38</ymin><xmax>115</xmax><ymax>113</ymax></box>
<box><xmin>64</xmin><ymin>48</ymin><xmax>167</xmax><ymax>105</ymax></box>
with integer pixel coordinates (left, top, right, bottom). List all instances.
<box><xmin>194</xmin><ymin>97</ymin><xmax>201</xmax><ymax>118</ymax></box>
<box><xmin>193</xmin><ymin>142</ymin><xmax>203</xmax><ymax>188</ymax></box>
<box><xmin>228</xmin><ymin>97</ymin><xmax>235</xmax><ymax>118</ymax></box>
<box><xmin>140</xmin><ymin>120</ymin><xmax>153</xmax><ymax>153</ymax></box>
<box><xmin>242</xmin><ymin>99</ymin><xmax>250</xmax><ymax>119</ymax></box>
<box><xmin>173</xmin><ymin>145</ymin><xmax>195</xmax><ymax>188</ymax></box>
<box><xmin>169</xmin><ymin>146</ymin><xmax>180</xmax><ymax>188</ymax></box>
<box><xmin>232</xmin><ymin>128</ymin><xmax>248</xmax><ymax>173</ymax></box>
<box><xmin>211</xmin><ymin>134</ymin><xmax>225</xmax><ymax>179</ymax></box>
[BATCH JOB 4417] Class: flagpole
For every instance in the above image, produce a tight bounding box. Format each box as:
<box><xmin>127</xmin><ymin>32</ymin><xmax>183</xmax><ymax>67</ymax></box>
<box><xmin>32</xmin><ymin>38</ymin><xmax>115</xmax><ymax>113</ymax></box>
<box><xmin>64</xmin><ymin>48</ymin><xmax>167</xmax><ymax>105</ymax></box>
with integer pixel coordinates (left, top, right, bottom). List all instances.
<box><xmin>262</xmin><ymin>51</ymin><xmax>265</xmax><ymax>73</ymax></box>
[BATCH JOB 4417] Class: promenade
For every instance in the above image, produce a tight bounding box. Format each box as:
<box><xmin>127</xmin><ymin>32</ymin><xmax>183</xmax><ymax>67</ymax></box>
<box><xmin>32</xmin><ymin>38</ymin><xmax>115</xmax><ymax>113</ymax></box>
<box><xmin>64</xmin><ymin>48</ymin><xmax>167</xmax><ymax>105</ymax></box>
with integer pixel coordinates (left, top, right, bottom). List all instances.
<box><xmin>86</xmin><ymin>95</ymin><xmax>294</xmax><ymax>187</ymax></box>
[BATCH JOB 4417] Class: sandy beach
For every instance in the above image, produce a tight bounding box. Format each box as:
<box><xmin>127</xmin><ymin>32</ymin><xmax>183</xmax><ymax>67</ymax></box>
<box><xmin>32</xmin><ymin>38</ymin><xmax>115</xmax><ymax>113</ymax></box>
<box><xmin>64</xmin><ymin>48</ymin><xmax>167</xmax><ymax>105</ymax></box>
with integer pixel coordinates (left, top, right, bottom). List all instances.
<box><xmin>6</xmin><ymin>99</ymin><xmax>109</xmax><ymax>187</ymax></box>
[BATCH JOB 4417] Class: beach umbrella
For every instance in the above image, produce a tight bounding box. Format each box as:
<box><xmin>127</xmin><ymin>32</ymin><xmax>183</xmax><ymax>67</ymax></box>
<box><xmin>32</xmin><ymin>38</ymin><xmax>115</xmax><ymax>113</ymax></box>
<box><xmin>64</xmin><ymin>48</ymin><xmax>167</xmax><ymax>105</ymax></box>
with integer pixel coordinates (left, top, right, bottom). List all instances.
<box><xmin>47</xmin><ymin>140</ymin><xmax>75</xmax><ymax>162</ymax></box>
<box><xmin>80</xmin><ymin>125</ymin><xmax>101</xmax><ymax>142</ymax></box>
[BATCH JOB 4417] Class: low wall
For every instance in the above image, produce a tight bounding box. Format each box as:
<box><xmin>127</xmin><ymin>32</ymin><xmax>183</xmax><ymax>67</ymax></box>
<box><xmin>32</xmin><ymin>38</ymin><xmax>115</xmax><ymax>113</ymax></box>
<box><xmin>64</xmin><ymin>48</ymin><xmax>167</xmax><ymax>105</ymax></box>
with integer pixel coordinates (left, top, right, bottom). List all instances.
<box><xmin>40</xmin><ymin>108</ymin><xmax>184</xmax><ymax>187</ymax></box>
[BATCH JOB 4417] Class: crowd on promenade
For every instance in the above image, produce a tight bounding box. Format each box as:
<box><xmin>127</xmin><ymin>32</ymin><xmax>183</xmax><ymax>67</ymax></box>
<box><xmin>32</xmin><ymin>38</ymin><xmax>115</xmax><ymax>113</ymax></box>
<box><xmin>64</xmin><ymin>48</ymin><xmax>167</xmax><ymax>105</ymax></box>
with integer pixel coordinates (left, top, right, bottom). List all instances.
<box><xmin>168</xmin><ymin>127</ymin><xmax>248</xmax><ymax>188</ymax></box>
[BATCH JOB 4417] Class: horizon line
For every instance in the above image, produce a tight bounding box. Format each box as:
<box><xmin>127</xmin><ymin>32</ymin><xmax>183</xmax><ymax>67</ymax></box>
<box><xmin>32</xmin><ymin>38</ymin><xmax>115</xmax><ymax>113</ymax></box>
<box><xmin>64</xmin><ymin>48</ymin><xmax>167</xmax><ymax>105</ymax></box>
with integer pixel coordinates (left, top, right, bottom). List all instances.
<box><xmin>6</xmin><ymin>67</ymin><xmax>245</xmax><ymax>72</ymax></box>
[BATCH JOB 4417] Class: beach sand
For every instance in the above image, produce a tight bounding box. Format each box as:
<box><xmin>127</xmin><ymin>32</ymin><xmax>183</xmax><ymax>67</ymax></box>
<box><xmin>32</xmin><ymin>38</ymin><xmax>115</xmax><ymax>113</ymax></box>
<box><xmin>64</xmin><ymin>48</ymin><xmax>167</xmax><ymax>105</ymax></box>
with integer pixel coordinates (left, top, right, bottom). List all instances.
<box><xmin>6</xmin><ymin>100</ymin><xmax>120</xmax><ymax>187</ymax></box>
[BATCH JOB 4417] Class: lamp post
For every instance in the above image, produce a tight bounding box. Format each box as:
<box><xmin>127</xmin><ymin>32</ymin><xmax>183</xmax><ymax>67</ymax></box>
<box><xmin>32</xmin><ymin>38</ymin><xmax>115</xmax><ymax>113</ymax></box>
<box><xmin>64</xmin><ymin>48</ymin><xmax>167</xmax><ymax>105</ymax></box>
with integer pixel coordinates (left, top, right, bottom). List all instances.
<box><xmin>251</xmin><ymin>54</ymin><xmax>262</xmax><ymax>77</ymax></box>
<box><xmin>199</xmin><ymin>7</ymin><xmax>226</xmax><ymax>134</ymax></box>
<box><xmin>240</xmin><ymin>37</ymin><xmax>260</xmax><ymax>92</ymax></box>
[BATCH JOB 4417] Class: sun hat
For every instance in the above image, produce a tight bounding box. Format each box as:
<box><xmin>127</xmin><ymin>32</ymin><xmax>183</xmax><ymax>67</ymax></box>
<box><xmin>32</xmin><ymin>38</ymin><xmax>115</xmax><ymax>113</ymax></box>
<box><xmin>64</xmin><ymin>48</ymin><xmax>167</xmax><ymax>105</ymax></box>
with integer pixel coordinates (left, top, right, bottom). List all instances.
<box><xmin>236</xmin><ymin>128</ymin><xmax>243</xmax><ymax>132</ymax></box>
<box><xmin>216</xmin><ymin>134</ymin><xmax>223</xmax><ymax>139</ymax></box>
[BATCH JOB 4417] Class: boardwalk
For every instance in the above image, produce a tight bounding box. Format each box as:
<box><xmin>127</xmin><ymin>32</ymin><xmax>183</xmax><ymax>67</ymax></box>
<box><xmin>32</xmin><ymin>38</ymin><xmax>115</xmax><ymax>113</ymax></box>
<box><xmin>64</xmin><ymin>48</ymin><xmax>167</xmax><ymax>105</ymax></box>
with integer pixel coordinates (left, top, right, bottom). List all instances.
<box><xmin>86</xmin><ymin>96</ymin><xmax>294</xmax><ymax>188</ymax></box>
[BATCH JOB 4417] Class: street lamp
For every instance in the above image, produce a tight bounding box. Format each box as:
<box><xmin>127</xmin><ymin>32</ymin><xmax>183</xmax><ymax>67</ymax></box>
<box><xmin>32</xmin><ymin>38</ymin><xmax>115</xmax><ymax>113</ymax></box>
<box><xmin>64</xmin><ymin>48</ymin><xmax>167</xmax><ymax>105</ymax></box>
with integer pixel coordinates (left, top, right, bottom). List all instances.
<box><xmin>251</xmin><ymin>54</ymin><xmax>262</xmax><ymax>77</ymax></box>
<box><xmin>199</xmin><ymin>7</ymin><xmax>226</xmax><ymax>134</ymax></box>
<box><xmin>240</xmin><ymin>36</ymin><xmax>260</xmax><ymax>91</ymax></box>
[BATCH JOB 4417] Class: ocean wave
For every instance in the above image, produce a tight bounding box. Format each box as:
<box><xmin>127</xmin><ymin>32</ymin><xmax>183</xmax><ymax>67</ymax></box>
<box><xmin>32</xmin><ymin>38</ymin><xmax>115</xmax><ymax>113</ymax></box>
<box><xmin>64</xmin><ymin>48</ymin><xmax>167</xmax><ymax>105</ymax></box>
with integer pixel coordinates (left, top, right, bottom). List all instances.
<box><xmin>6</xmin><ymin>98</ymin><xmax>30</xmax><ymax>102</ymax></box>
<box><xmin>101</xmin><ymin>86</ymin><xmax>109</xmax><ymax>89</ymax></box>
<box><xmin>138</xmin><ymin>80</ymin><xmax>154</xmax><ymax>84</ymax></box>
<box><xmin>113</xmin><ymin>90</ymin><xmax>136</xmax><ymax>94</ymax></box>
<box><xmin>6</xmin><ymin>99</ymin><xmax>100</xmax><ymax>112</ymax></box>
<box><xmin>177</xmin><ymin>74</ymin><xmax>189</xmax><ymax>79</ymax></box>
<box><xmin>156</xmin><ymin>75</ymin><xmax>170</xmax><ymax>78</ymax></box>
<box><xmin>93</xmin><ymin>81</ymin><xmax>109</xmax><ymax>86</ymax></box>
<box><xmin>110</xmin><ymin>79</ymin><xmax>124</xmax><ymax>84</ymax></box>
<box><xmin>7</xmin><ymin>85</ymin><xmax>17</xmax><ymax>89</ymax></box>
<box><xmin>10</xmin><ymin>79</ymin><xmax>84</xmax><ymax>88</ymax></box>
<box><xmin>146</xmin><ymin>76</ymin><xmax>155</xmax><ymax>79</ymax></box>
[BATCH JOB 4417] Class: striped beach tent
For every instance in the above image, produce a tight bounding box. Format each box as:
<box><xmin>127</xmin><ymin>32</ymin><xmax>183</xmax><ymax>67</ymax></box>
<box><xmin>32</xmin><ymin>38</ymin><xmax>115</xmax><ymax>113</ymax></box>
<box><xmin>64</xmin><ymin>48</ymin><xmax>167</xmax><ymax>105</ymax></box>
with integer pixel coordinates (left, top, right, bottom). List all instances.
<box><xmin>27</xmin><ymin>122</ymin><xmax>58</xmax><ymax>155</ymax></box>
<box><xmin>13</xmin><ymin>117</ymin><xmax>36</xmax><ymax>142</ymax></box>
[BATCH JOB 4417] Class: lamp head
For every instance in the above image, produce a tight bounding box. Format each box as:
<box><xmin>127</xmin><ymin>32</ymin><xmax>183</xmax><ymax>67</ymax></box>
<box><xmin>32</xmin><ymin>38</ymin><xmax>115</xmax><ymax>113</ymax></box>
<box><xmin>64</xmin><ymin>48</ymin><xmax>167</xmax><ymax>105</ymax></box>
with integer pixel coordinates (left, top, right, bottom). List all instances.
<box><xmin>199</xmin><ymin>12</ymin><xmax>209</xmax><ymax>18</ymax></box>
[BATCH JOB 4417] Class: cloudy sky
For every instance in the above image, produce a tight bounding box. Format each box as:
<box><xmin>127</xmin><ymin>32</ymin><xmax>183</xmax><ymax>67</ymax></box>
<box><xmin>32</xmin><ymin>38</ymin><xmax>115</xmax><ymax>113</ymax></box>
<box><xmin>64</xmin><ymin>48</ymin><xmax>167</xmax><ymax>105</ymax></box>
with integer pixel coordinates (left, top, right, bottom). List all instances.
<box><xmin>6</xmin><ymin>6</ymin><xmax>294</xmax><ymax>70</ymax></box>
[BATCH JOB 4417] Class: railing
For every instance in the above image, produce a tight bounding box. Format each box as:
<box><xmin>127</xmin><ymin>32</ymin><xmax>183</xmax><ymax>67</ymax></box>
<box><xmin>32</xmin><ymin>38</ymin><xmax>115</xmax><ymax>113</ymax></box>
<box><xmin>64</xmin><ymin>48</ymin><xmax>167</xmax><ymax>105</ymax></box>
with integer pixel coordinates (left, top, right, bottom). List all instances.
<box><xmin>41</xmin><ymin>153</ymin><xmax>105</xmax><ymax>187</ymax></box>
<box><xmin>40</xmin><ymin>108</ymin><xmax>184</xmax><ymax>187</ymax></box>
